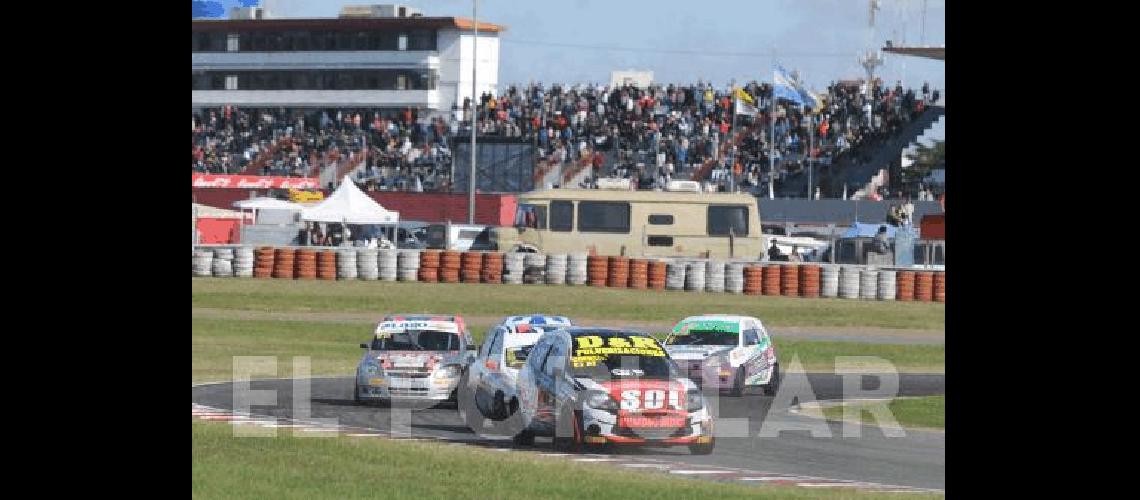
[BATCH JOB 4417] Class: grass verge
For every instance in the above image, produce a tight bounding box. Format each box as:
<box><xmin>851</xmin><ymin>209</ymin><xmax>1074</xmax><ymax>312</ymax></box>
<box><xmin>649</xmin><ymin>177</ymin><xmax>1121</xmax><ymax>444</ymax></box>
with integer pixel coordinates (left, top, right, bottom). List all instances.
<box><xmin>192</xmin><ymin>278</ymin><xmax>944</xmax><ymax>331</ymax></box>
<box><xmin>192</xmin><ymin>420</ymin><xmax>940</xmax><ymax>499</ymax></box>
<box><xmin>822</xmin><ymin>396</ymin><xmax>945</xmax><ymax>430</ymax></box>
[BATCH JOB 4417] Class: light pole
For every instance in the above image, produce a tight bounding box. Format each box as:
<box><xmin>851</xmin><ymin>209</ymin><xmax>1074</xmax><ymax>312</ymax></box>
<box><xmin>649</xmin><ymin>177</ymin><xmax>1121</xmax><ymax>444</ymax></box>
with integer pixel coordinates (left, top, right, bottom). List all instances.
<box><xmin>468</xmin><ymin>0</ymin><xmax>478</xmax><ymax>224</ymax></box>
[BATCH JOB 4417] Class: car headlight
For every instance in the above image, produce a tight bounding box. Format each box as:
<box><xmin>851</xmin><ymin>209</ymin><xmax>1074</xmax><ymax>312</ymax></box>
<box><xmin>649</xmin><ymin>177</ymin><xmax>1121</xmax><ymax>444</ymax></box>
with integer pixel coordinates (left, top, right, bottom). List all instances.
<box><xmin>363</xmin><ymin>362</ymin><xmax>381</xmax><ymax>375</ymax></box>
<box><xmin>585</xmin><ymin>390</ymin><xmax>619</xmax><ymax>410</ymax></box>
<box><xmin>686</xmin><ymin>389</ymin><xmax>704</xmax><ymax>411</ymax></box>
<box><xmin>437</xmin><ymin>365</ymin><xmax>461</xmax><ymax>378</ymax></box>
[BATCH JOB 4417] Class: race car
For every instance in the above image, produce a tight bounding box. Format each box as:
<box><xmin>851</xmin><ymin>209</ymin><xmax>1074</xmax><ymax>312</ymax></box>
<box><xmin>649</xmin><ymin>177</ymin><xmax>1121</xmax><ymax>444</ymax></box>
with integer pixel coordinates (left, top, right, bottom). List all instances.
<box><xmin>460</xmin><ymin>314</ymin><xmax>573</xmax><ymax>426</ymax></box>
<box><xmin>514</xmin><ymin>327</ymin><xmax>715</xmax><ymax>454</ymax></box>
<box><xmin>662</xmin><ymin>315</ymin><xmax>780</xmax><ymax>397</ymax></box>
<box><xmin>354</xmin><ymin>314</ymin><xmax>476</xmax><ymax>406</ymax></box>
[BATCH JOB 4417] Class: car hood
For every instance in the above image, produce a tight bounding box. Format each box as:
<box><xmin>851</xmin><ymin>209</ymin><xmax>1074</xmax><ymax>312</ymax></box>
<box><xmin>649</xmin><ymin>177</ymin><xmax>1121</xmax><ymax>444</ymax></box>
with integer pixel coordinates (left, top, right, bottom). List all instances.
<box><xmin>576</xmin><ymin>377</ymin><xmax>697</xmax><ymax>415</ymax></box>
<box><xmin>663</xmin><ymin>345</ymin><xmax>734</xmax><ymax>360</ymax></box>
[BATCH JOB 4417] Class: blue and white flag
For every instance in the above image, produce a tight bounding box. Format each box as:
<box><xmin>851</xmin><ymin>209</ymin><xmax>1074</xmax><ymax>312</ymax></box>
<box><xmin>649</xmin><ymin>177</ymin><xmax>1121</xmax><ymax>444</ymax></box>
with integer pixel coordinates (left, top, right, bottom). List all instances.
<box><xmin>772</xmin><ymin>65</ymin><xmax>805</xmax><ymax>106</ymax></box>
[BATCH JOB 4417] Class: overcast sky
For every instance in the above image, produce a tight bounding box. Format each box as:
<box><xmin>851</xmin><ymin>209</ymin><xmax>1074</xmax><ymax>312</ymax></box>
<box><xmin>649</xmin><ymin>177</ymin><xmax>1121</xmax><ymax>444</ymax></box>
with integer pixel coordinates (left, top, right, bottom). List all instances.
<box><xmin>202</xmin><ymin>0</ymin><xmax>945</xmax><ymax>92</ymax></box>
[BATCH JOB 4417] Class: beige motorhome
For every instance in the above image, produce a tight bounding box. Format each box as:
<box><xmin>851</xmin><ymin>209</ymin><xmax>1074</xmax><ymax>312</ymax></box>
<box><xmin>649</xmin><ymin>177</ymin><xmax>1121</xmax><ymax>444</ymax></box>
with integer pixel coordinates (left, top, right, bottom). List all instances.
<box><xmin>491</xmin><ymin>183</ymin><xmax>765</xmax><ymax>258</ymax></box>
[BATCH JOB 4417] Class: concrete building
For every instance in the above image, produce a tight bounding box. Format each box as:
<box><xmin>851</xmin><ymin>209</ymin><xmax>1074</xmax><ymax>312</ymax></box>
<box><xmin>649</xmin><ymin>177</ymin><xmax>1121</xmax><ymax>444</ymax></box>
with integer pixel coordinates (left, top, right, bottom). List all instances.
<box><xmin>191</xmin><ymin>4</ymin><xmax>504</xmax><ymax>116</ymax></box>
<box><xmin>610</xmin><ymin>70</ymin><xmax>653</xmax><ymax>89</ymax></box>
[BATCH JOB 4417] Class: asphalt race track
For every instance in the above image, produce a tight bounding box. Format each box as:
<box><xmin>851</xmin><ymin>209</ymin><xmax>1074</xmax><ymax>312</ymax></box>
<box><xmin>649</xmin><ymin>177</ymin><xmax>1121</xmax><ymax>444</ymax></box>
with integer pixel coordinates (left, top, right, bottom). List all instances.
<box><xmin>193</xmin><ymin>373</ymin><xmax>944</xmax><ymax>491</ymax></box>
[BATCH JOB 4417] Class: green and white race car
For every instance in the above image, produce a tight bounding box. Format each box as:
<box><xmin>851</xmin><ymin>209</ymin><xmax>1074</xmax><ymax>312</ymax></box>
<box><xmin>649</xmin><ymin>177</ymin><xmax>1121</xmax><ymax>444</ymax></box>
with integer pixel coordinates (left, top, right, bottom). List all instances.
<box><xmin>662</xmin><ymin>315</ymin><xmax>780</xmax><ymax>397</ymax></box>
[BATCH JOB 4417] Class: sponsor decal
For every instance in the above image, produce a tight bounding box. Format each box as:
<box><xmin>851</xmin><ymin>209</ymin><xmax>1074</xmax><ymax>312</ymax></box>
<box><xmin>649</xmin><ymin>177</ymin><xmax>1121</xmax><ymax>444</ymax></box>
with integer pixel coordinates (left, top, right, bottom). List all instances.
<box><xmin>672</xmin><ymin>320</ymin><xmax>741</xmax><ymax>335</ymax></box>
<box><xmin>571</xmin><ymin>335</ymin><xmax>665</xmax><ymax>368</ymax></box>
<box><xmin>191</xmin><ymin>174</ymin><xmax>320</xmax><ymax>189</ymax></box>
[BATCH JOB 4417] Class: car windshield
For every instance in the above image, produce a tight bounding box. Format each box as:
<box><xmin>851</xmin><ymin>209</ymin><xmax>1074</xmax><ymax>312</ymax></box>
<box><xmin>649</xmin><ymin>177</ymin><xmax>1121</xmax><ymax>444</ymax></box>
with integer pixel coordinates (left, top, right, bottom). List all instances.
<box><xmin>665</xmin><ymin>330</ymin><xmax>738</xmax><ymax>346</ymax></box>
<box><xmin>569</xmin><ymin>334</ymin><xmax>677</xmax><ymax>380</ymax></box>
<box><xmin>371</xmin><ymin>330</ymin><xmax>459</xmax><ymax>351</ymax></box>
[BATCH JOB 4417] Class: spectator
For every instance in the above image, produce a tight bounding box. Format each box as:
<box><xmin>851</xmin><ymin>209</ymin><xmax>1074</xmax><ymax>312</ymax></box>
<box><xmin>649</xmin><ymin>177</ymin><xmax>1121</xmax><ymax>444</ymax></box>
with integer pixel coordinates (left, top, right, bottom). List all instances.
<box><xmin>767</xmin><ymin>240</ymin><xmax>784</xmax><ymax>261</ymax></box>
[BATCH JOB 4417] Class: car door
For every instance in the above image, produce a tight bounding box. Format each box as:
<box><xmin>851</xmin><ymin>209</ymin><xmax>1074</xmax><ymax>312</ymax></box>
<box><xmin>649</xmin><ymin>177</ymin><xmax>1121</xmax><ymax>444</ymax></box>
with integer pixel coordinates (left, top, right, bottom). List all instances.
<box><xmin>473</xmin><ymin>327</ymin><xmax>503</xmax><ymax>414</ymax></box>
<box><xmin>534</xmin><ymin>336</ymin><xmax>567</xmax><ymax>431</ymax></box>
<box><xmin>518</xmin><ymin>337</ymin><xmax>551</xmax><ymax>427</ymax></box>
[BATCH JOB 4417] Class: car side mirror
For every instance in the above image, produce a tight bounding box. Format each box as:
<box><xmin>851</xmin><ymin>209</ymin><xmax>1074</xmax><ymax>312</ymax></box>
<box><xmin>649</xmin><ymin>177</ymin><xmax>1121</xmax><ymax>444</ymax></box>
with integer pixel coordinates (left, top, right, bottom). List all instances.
<box><xmin>359</xmin><ymin>343</ymin><xmax>370</xmax><ymax>349</ymax></box>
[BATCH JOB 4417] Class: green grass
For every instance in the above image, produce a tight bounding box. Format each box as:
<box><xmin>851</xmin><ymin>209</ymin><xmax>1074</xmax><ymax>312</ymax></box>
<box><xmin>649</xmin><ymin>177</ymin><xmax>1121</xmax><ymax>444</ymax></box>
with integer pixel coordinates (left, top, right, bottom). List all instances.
<box><xmin>192</xmin><ymin>278</ymin><xmax>944</xmax><ymax>331</ymax></box>
<box><xmin>822</xmin><ymin>396</ymin><xmax>945</xmax><ymax>430</ymax></box>
<box><xmin>192</xmin><ymin>317</ymin><xmax>944</xmax><ymax>382</ymax></box>
<box><xmin>192</xmin><ymin>420</ymin><xmax>941</xmax><ymax>499</ymax></box>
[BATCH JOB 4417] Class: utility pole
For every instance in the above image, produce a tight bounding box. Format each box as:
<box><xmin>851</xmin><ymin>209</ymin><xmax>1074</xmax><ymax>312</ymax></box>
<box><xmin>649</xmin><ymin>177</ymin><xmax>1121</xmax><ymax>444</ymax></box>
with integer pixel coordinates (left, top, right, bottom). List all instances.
<box><xmin>467</xmin><ymin>0</ymin><xmax>478</xmax><ymax>224</ymax></box>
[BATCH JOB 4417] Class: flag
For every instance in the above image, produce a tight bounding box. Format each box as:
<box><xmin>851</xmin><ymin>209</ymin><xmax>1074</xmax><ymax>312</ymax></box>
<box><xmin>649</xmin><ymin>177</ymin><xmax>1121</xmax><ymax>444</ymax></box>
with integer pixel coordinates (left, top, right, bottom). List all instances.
<box><xmin>734</xmin><ymin>96</ymin><xmax>758</xmax><ymax>116</ymax></box>
<box><xmin>772</xmin><ymin>65</ymin><xmax>805</xmax><ymax>106</ymax></box>
<box><xmin>735</xmin><ymin>87</ymin><xmax>755</xmax><ymax>106</ymax></box>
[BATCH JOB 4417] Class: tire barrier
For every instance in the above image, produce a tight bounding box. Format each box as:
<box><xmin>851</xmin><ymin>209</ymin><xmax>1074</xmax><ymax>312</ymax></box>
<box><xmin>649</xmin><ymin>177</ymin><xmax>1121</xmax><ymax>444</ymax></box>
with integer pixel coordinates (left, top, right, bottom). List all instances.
<box><xmin>762</xmin><ymin>264</ymin><xmax>782</xmax><ymax>295</ymax></box>
<box><xmin>546</xmin><ymin>254</ymin><xmax>568</xmax><ymax>285</ymax></box>
<box><xmin>482</xmin><ymin>252</ymin><xmax>504</xmax><ymax>284</ymax></box>
<box><xmin>647</xmin><ymin>260</ymin><xmax>668</xmax><ymax>291</ymax></box>
<box><xmin>933</xmin><ymin>272</ymin><xmax>946</xmax><ymax>303</ymax></box>
<box><xmin>896</xmin><ymin>271</ymin><xmax>915</xmax><ymax>302</ymax></box>
<box><xmin>684</xmin><ymin>261</ymin><xmax>705</xmax><ymax>292</ymax></box>
<box><xmin>781</xmin><ymin>264</ymin><xmax>800</xmax><ymax>297</ymax></box>
<box><xmin>317</xmin><ymin>251</ymin><xmax>338</xmax><ymax>281</ymax></box>
<box><xmin>587</xmin><ymin>255</ymin><xmax>609</xmax><ymax>287</ymax></box>
<box><xmin>607</xmin><ymin>256</ymin><xmax>629</xmax><ymax>288</ymax></box>
<box><xmin>233</xmin><ymin>247</ymin><xmax>254</xmax><ymax>278</ymax></box>
<box><xmin>877</xmin><ymin>269</ymin><xmax>897</xmax><ymax>301</ymax></box>
<box><xmin>821</xmin><ymin>264</ymin><xmax>840</xmax><ymax>298</ymax></box>
<box><xmin>397</xmin><ymin>250</ymin><xmax>419</xmax><ymax>282</ymax></box>
<box><xmin>743</xmin><ymin>265</ymin><xmax>764</xmax><ymax>295</ymax></box>
<box><xmin>665</xmin><ymin>261</ymin><xmax>686</xmax><ymax>290</ymax></box>
<box><xmin>295</xmin><ymin>249</ymin><xmax>318</xmax><ymax>280</ymax></box>
<box><xmin>523</xmin><ymin>253</ymin><xmax>547</xmax><ymax>285</ymax></box>
<box><xmin>914</xmin><ymin>271</ymin><xmax>934</xmax><ymax>302</ymax></box>
<box><xmin>461</xmin><ymin>252</ymin><xmax>484</xmax><ymax>284</ymax></box>
<box><xmin>626</xmin><ymin>258</ymin><xmax>648</xmax><ymax>289</ymax></box>
<box><xmin>273</xmin><ymin>248</ymin><xmax>295</xmax><ymax>279</ymax></box>
<box><xmin>337</xmin><ymin>250</ymin><xmax>358</xmax><ymax>280</ymax></box>
<box><xmin>503</xmin><ymin>252</ymin><xmax>526</xmax><ymax>284</ymax></box>
<box><xmin>566</xmin><ymin>253</ymin><xmax>588</xmax><ymax>286</ymax></box>
<box><xmin>418</xmin><ymin>250</ymin><xmax>441</xmax><ymax>283</ymax></box>
<box><xmin>254</xmin><ymin>247</ymin><xmax>275</xmax><ymax>279</ymax></box>
<box><xmin>705</xmin><ymin>260</ymin><xmax>726</xmax><ymax>293</ymax></box>
<box><xmin>197</xmin><ymin>246</ymin><xmax>946</xmax><ymax>303</ymax></box>
<box><xmin>859</xmin><ymin>268</ymin><xmax>879</xmax><ymax>300</ymax></box>
<box><xmin>838</xmin><ymin>265</ymin><xmax>860</xmax><ymax>299</ymax></box>
<box><xmin>799</xmin><ymin>264</ymin><xmax>821</xmax><ymax>298</ymax></box>
<box><xmin>357</xmin><ymin>249</ymin><xmax>379</xmax><ymax>281</ymax></box>
<box><xmin>378</xmin><ymin>249</ymin><xmax>398</xmax><ymax>282</ymax></box>
<box><xmin>193</xmin><ymin>250</ymin><xmax>214</xmax><ymax>277</ymax></box>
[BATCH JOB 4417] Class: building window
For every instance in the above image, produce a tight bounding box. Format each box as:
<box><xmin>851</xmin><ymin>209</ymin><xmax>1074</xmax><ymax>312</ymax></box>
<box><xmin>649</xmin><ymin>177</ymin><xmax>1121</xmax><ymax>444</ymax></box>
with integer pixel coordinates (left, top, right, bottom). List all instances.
<box><xmin>578</xmin><ymin>201</ymin><xmax>630</xmax><ymax>233</ymax></box>
<box><xmin>707</xmin><ymin>205</ymin><xmax>749</xmax><ymax>236</ymax></box>
<box><xmin>224</xmin><ymin>75</ymin><xmax>238</xmax><ymax>90</ymax></box>
<box><xmin>193</xmin><ymin>69</ymin><xmax>439</xmax><ymax>91</ymax></box>
<box><xmin>227</xmin><ymin>33</ymin><xmax>240</xmax><ymax>52</ymax></box>
<box><xmin>648</xmin><ymin>214</ymin><xmax>674</xmax><ymax>225</ymax></box>
<box><xmin>648</xmin><ymin>236</ymin><xmax>673</xmax><ymax>246</ymax></box>
<box><xmin>396</xmin><ymin>74</ymin><xmax>407</xmax><ymax>90</ymax></box>
<box><xmin>397</xmin><ymin>34</ymin><xmax>408</xmax><ymax>51</ymax></box>
<box><xmin>550</xmin><ymin>201</ymin><xmax>573</xmax><ymax>232</ymax></box>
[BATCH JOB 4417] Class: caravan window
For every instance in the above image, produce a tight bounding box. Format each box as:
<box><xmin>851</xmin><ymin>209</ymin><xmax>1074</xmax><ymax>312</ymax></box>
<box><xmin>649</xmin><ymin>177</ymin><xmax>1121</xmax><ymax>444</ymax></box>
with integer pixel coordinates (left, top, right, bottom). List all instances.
<box><xmin>550</xmin><ymin>201</ymin><xmax>573</xmax><ymax>232</ymax></box>
<box><xmin>577</xmin><ymin>201</ymin><xmax>630</xmax><ymax>233</ymax></box>
<box><xmin>707</xmin><ymin>205</ymin><xmax>749</xmax><ymax>236</ymax></box>
<box><xmin>515</xmin><ymin>204</ymin><xmax>547</xmax><ymax>229</ymax></box>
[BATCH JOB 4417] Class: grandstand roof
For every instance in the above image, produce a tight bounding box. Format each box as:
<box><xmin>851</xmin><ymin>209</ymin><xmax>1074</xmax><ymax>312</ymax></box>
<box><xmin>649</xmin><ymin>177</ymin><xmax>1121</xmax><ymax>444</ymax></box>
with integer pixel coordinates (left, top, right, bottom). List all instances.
<box><xmin>192</xmin><ymin>16</ymin><xmax>506</xmax><ymax>33</ymax></box>
<box><xmin>882</xmin><ymin>46</ymin><xmax>945</xmax><ymax>61</ymax></box>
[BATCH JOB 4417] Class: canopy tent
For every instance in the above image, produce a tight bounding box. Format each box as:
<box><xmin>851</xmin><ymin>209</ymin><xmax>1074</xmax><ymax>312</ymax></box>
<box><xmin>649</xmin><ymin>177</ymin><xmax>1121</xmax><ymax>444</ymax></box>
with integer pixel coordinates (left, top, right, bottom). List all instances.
<box><xmin>232</xmin><ymin>197</ymin><xmax>304</xmax><ymax>211</ymax></box>
<box><xmin>842</xmin><ymin>222</ymin><xmax>898</xmax><ymax>239</ymax></box>
<box><xmin>301</xmin><ymin>175</ymin><xmax>399</xmax><ymax>224</ymax></box>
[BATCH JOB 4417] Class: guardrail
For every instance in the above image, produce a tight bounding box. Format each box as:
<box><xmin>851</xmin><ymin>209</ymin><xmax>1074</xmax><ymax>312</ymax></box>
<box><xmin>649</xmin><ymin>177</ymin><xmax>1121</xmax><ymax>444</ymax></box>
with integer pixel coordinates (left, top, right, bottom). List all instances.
<box><xmin>192</xmin><ymin>246</ymin><xmax>945</xmax><ymax>303</ymax></box>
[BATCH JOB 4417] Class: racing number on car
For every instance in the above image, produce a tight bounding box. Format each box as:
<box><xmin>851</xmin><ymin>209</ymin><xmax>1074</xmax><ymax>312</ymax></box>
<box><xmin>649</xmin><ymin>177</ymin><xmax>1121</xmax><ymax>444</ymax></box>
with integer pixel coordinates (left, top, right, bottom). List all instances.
<box><xmin>620</xmin><ymin>389</ymin><xmax>684</xmax><ymax>410</ymax></box>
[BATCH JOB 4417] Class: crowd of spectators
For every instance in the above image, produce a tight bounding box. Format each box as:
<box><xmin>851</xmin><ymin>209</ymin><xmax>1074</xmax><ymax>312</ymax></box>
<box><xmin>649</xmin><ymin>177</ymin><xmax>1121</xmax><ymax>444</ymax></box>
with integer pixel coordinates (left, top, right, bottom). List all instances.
<box><xmin>192</xmin><ymin>79</ymin><xmax>939</xmax><ymax>197</ymax></box>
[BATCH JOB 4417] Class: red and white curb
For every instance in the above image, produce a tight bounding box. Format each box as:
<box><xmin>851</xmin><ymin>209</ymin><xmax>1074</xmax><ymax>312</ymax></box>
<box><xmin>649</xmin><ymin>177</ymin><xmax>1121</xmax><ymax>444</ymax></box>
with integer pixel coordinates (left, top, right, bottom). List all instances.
<box><xmin>193</xmin><ymin>401</ymin><xmax>942</xmax><ymax>494</ymax></box>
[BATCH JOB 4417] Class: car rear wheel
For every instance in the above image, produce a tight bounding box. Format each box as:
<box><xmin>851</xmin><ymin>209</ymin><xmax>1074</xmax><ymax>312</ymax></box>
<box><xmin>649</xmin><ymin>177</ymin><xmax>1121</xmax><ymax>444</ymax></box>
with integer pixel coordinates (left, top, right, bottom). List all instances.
<box><xmin>689</xmin><ymin>438</ymin><xmax>716</xmax><ymax>455</ymax></box>
<box><xmin>762</xmin><ymin>363</ymin><xmax>781</xmax><ymax>396</ymax></box>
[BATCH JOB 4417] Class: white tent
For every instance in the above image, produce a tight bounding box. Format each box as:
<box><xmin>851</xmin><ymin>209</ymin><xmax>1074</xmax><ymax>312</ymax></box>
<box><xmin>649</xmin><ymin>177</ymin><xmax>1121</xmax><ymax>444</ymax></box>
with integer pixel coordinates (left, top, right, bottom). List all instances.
<box><xmin>301</xmin><ymin>175</ymin><xmax>399</xmax><ymax>224</ymax></box>
<box><xmin>232</xmin><ymin>197</ymin><xmax>304</xmax><ymax>211</ymax></box>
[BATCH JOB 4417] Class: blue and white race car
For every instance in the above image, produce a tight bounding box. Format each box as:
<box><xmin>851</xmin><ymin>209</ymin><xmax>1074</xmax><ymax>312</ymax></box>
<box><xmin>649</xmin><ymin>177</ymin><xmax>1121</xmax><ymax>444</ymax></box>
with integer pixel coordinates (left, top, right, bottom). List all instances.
<box><xmin>460</xmin><ymin>314</ymin><xmax>573</xmax><ymax>425</ymax></box>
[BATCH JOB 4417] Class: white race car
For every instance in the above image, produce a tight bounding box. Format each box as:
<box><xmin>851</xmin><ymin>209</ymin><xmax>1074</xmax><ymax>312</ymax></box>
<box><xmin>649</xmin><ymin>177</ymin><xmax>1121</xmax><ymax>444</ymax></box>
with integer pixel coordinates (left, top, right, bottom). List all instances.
<box><xmin>460</xmin><ymin>314</ymin><xmax>573</xmax><ymax>426</ymax></box>
<box><xmin>354</xmin><ymin>314</ymin><xmax>476</xmax><ymax>406</ymax></box>
<box><xmin>663</xmin><ymin>315</ymin><xmax>780</xmax><ymax>396</ymax></box>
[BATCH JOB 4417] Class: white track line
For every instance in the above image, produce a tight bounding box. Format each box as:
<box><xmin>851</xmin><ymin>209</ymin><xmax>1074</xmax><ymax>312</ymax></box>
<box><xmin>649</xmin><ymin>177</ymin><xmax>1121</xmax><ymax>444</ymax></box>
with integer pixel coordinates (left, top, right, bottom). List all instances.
<box><xmin>669</xmin><ymin>470</ymin><xmax>737</xmax><ymax>475</ymax></box>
